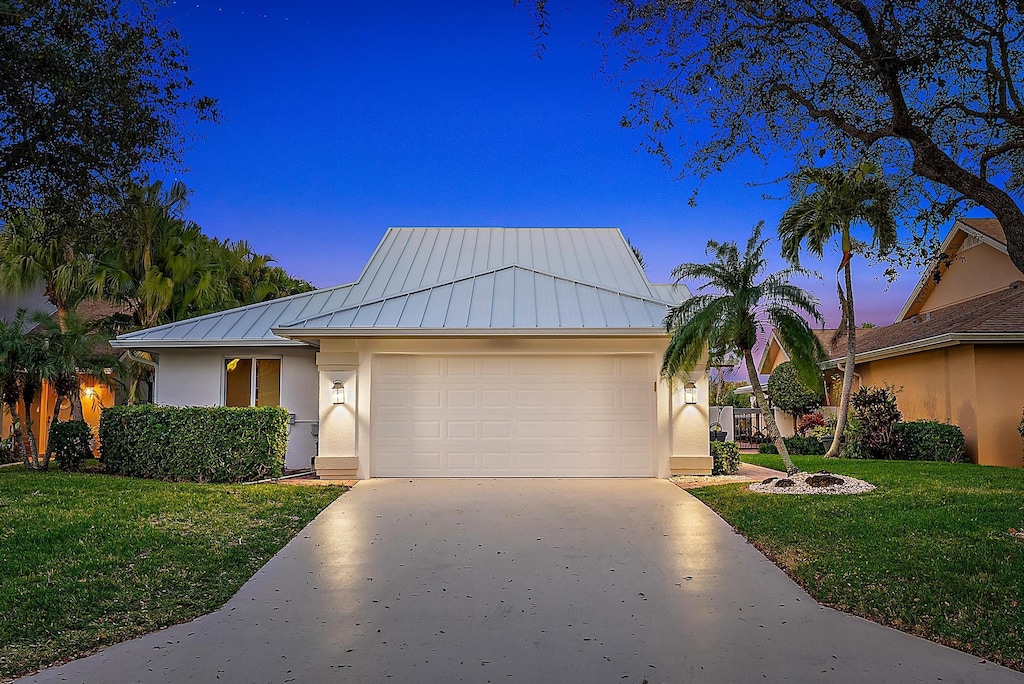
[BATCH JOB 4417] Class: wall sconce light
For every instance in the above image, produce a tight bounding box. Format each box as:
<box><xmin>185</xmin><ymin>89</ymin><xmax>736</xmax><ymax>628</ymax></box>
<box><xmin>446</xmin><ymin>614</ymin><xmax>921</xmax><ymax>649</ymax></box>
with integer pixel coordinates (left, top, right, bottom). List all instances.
<box><xmin>331</xmin><ymin>381</ymin><xmax>346</xmax><ymax>405</ymax></box>
<box><xmin>683</xmin><ymin>381</ymin><xmax>698</xmax><ymax>405</ymax></box>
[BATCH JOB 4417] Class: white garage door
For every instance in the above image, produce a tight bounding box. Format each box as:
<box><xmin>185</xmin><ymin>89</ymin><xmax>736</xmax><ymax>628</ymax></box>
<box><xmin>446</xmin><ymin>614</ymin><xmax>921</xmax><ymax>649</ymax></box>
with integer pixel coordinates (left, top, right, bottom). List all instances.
<box><xmin>371</xmin><ymin>354</ymin><xmax>656</xmax><ymax>477</ymax></box>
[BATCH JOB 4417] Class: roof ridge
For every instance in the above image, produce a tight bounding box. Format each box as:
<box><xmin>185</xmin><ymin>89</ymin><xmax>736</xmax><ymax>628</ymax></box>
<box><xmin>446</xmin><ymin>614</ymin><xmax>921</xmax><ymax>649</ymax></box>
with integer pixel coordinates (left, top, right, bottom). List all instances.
<box><xmin>277</xmin><ymin>264</ymin><xmax>675</xmax><ymax>329</ymax></box>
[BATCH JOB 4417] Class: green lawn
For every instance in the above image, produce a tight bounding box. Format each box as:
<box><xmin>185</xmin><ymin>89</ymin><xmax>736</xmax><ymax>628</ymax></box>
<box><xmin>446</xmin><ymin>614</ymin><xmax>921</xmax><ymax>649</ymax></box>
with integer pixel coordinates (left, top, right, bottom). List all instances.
<box><xmin>691</xmin><ymin>455</ymin><xmax>1024</xmax><ymax>671</ymax></box>
<box><xmin>0</xmin><ymin>465</ymin><xmax>345</xmax><ymax>679</ymax></box>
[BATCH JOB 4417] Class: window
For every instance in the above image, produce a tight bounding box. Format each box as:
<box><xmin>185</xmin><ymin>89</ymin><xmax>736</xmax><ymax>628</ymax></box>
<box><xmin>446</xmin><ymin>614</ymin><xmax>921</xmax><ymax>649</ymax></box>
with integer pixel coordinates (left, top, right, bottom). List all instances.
<box><xmin>224</xmin><ymin>358</ymin><xmax>281</xmax><ymax>407</ymax></box>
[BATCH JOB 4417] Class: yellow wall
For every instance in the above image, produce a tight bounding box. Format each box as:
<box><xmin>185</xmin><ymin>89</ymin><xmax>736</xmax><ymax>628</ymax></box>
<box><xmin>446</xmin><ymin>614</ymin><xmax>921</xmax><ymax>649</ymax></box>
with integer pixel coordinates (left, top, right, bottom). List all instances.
<box><xmin>973</xmin><ymin>346</ymin><xmax>1024</xmax><ymax>468</ymax></box>
<box><xmin>857</xmin><ymin>345</ymin><xmax>1024</xmax><ymax>467</ymax></box>
<box><xmin>0</xmin><ymin>376</ymin><xmax>111</xmax><ymax>457</ymax></box>
<box><xmin>919</xmin><ymin>243</ymin><xmax>1022</xmax><ymax>314</ymax></box>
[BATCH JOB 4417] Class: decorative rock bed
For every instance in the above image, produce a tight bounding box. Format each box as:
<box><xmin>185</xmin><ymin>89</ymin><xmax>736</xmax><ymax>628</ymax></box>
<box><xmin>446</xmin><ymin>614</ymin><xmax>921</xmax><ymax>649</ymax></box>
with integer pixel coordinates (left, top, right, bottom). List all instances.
<box><xmin>749</xmin><ymin>471</ymin><xmax>876</xmax><ymax>495</ymax></box>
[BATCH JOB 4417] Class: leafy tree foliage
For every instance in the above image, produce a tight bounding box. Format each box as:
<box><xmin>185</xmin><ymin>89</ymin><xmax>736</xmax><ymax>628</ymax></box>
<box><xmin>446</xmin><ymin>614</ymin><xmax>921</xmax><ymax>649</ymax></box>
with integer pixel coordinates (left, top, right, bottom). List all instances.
<box><xmin>0</xmin><ymin>0</ymin><xmax>215</xmax><ymax>229</ymax></box>
<box><xmin>661</xmin><ymin>222</ymin><xmax>825</xmax><ymax>474</ymax></box>
<box><xmin>767</xmin><ymin>361</ymin><xmax>824</xmax><ymax>418</ymax></box>
<box><xmin>524</xmin><ymin>1</ymin><xmax>1024</xmax><ymax>274</ymax></box>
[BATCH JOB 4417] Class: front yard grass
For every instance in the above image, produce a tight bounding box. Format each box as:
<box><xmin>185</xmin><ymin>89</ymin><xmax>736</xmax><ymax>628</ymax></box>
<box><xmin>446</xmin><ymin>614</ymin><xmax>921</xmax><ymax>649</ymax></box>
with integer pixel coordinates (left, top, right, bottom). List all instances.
<box><xmin>691</xmin><ymin>454</ymin><xmax>1024</xmax><ymax>671</ymax></box>
<box><xmin>0</xmin><ymin>465</ymin><xmax>345</xmax><ymax>679</ymax></box>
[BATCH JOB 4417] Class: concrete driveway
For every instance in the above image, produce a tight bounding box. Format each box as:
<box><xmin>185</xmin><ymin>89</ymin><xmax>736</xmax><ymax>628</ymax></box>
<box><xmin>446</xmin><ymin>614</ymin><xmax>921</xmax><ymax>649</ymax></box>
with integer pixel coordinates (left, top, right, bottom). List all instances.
<box><xmin>19</xmin><ymin>479</ymin><xmax>1024</xmax><ymax>683</ymax></box>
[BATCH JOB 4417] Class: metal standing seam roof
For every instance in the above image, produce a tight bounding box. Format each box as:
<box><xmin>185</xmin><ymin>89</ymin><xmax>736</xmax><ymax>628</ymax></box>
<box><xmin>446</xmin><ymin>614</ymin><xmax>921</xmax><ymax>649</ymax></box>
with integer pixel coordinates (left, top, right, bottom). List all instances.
<box><xmin>112</xmin><ymin>227</ymin><xmax>691</xmax><ymax>347</ymax></box>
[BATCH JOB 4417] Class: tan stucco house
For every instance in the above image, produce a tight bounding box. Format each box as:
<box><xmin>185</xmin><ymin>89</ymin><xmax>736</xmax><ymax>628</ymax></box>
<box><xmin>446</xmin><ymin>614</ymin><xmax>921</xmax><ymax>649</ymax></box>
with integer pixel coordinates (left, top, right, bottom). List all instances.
<box><xmin>760</xmin><ymin>217</ymin><xmax>1024</xmax><ymax>467</ymax></box>
<box><xmin>111</xmin><ymin>227</ymin><xmax>711</xmax><ymax>478</ymax></box>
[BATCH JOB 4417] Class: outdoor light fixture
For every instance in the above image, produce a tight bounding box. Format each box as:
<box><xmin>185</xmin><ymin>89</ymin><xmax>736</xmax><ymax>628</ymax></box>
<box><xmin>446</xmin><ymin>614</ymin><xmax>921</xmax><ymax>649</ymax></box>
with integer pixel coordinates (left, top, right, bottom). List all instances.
<box><xmin>332</xmin><ymin>381</ymin><xmax>346</xmax><ymax>405</ymax></box>
<box><xmin>683</xmin><ymin>381</ymin><xmax>698</xmax><ymax>405</ymax></box>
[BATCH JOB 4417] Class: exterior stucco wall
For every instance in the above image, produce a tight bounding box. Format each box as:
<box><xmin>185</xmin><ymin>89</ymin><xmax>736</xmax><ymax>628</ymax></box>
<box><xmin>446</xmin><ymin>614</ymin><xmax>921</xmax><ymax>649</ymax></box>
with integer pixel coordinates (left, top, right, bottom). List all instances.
<box><xmin>315</xmin><ymin>336</ymin><xmax>709</xmax><ymax>478</ymax></box>
<box><xmin>973</xmin><ymin>346</ymin><xmax>1024</xmax><ymax>468</ymax></box>
<box><xmin>919</xmin><ymin>243</ymin><xmax>1022</xmax><ymax>315</ymax></box>
<box><xmin>857</xmin><ymin>346</ymin><xmax>981</xmax><ymax>463</ymax></box>
<box><xmin>152</xmin><ymin>346</ymin><xmax>319</xmax><ymax>470</ymax></box>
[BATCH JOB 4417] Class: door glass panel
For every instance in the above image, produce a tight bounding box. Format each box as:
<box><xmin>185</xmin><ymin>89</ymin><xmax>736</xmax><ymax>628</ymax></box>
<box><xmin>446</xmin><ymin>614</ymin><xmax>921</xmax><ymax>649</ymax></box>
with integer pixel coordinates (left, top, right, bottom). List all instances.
<box><xmin>225</xmin><ymin>358</ymin><xmax>253</xmax><ymax>407</ymax></box>
<box><xmin>255</xmin><ymin>359</ymin><xmax>281</xmax><ymax>407</ymax></box>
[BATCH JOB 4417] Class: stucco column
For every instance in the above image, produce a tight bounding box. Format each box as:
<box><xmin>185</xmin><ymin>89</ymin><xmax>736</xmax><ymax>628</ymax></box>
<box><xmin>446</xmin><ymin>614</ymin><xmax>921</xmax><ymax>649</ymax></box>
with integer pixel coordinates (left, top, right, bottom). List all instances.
<box><xmin>669</xmin><ymin>371</ymin><xmax>712</xmax><ymax>475</ymax></box>
<box><xmin>316</xmin><ymin>353</ymin><xmax>359</xmax><ymax>478</ymax></box>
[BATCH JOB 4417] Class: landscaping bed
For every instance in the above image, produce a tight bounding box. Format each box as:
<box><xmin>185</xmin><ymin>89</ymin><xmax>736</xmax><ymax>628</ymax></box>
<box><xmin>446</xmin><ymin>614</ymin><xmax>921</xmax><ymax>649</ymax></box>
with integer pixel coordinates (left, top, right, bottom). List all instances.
<box><xmin>0</xmin><ymin>465</ymin><xmax>345</xmax><ymax>679</ymax></box>
<box><xmin>690</xmin><ymin>454</ymin><xmax>1024</xmax><ymax>672</ymax></box>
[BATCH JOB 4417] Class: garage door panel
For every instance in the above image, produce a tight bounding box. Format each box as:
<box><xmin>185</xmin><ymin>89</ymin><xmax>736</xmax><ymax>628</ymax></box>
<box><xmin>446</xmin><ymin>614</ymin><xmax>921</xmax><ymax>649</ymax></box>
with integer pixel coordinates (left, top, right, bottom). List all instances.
<box><xmin>371</xmin><ymin>354</ymin><xmax>655</xmax><ymax>477</ymax></box>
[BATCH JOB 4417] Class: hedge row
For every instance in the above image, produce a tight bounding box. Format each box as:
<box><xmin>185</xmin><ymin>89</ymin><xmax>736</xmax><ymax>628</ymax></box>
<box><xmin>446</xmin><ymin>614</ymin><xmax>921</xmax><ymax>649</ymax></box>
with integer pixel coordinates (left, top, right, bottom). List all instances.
<box><xmin>100</xmin><ymin>405</ymin><xmax>289</xmax><ymax>483</ymax></box>
<box><xmin>758</xmin><ymin>435</ymin><xmax>827</xmax><ymax>456</ymax></box>
<box><xmin>892</xmin><ymin>420</ymin><xmax>966</xmax><ymax>462</ymax></box>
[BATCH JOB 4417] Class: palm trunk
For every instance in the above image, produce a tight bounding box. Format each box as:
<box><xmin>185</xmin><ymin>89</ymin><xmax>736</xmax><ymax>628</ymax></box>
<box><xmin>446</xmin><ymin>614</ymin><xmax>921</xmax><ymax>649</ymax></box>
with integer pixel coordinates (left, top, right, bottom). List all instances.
<box><xmin>826</xmin><ymin>263</ymin><xmax>857</xmax><ymax>458</ymax></box>
<box><xmin>744</xmin><ymin>350</ymin><xmax>797</xmax><ymax>475</ymax></box>
<box><xmin>6</xmin><ymin>402</ymin><xmax>32</xmax><ymax>468</ymax></box>
<box><xmin>69</xmin><ymin>385</ymin><xmax>84</xmax><ymax>421</ymax></box>
<box><xmin>42</xmin><ymin>396</ymin><xmax>63</xmax><ymax>470</ymax></box>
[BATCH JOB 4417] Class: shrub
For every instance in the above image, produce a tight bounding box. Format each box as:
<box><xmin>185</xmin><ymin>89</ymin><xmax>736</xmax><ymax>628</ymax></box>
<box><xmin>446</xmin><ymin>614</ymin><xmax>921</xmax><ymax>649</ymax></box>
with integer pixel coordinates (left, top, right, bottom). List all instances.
<box><xmin>894</xmin><ymin>420</ymin><xmax>966</xmax><ymax>462</ymax></box>
<box><xmin>767</xmin><ymin>361</ymin><xmax>824</xmax><ymax>418</ymax></box>
<box><xmin>758</xmin><ymin>436</ymin><xmax>827</xmax><ymax>456</ymax></box>
<box><xmin>100</xmin><ymin>405</ymin><xmax>289</xmax><ymax>483</ymax></box>
<box><xmin>849</xmin><ymin>385</ymin><xmax>902</xmax><ymax>458</ymax></box>
<box><xmin>0</xmin><ymin>437</ymin><xmax>17</xmax><ymax>464</ymax></box>
<box><xmin>50</xmin><ymin>420</ymin><xmax>94</xmax><ymax>471</ymax></box>
<box><xmin>710</xmin><ymin>441</ymin><xmax>740</xmax><ymax>475</ymax></box>
<box><xmin>796</xmin><ymin>412</ymin><xmax>826</xmax><ymax>436</ymax></box>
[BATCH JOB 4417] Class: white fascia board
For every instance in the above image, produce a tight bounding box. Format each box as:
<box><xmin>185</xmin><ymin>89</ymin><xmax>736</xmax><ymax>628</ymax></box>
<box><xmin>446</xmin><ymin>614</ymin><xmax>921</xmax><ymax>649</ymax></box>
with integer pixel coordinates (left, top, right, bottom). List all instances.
<box><xmin>272</xmin><ymin>326</ymin><xmax>668</xmax><ymax>339</ymax></box>
<box><xmin>109</xmin><ymin>338</ymin><xmax>308</xmax><ymax>349</ymax></box>
<box><xmin>893</xmin><ymin>223</ymin><xmax>965</xmax><ymax>323</ymax></box>
<box><xmin>819</xmin><ymin>332</ymin><xmax>1024</xmax><ymax>369</ymax></box>
<box><xmin>757</xmin><ymin>330</ymin><xmax>784</xmax><ymax>375</ymax></box>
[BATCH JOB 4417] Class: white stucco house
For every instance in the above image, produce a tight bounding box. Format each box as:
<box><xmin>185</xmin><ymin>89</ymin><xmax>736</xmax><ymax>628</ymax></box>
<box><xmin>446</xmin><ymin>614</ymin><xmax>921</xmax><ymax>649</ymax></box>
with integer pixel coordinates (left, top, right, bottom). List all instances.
<box><xmin>110</xmin><ymin>227</ymin><xmax>711</xmax><ymax>478</ymax></box>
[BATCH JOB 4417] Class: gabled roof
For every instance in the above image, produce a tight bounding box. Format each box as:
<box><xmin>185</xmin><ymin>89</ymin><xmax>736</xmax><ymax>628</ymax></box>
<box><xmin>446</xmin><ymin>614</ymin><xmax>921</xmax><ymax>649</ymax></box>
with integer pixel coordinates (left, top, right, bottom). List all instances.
<box><xmin>276</xmin><ymin>265</ymin><xmax>677</xmax><ymax>334</ymax></box>
<box><xmin>895</xmin><ymin>217</ymin><xmax>1010</xmax><ymax>322</ymax></box>
<box><xmin>113</xmin><ymin>227</ymin><xmax>688</xmax><ymax>347</ymax></box>
<box><xmin>823</xmin><ymin>281</ymin><xmax>1024</xmax><ymax>366</ymax></box>
<box><xmin>757</xmin><ymin>327</ymin><xmax>837</xmax><ymax>375</ymax></box>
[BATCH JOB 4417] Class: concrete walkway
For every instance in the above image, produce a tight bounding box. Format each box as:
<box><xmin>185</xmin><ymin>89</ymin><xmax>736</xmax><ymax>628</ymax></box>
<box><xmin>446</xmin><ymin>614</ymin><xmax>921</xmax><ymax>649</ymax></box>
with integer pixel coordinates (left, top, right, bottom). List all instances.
<box><xmin>19</xmin><ymin>479</ymin><xmax>1024</xmax><ymax>683</ymax></box>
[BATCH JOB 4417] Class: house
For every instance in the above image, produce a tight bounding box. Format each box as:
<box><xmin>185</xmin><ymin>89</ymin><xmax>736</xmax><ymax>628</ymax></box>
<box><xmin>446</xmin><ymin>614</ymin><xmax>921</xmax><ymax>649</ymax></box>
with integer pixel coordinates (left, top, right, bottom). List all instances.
<box><xmin>760</xmin><ymin>217</ymin><xmax>1024</xmax><ymax>467</ymax></box>
<box><xmin>0</xmin><ymin>292</ymin><xmax>121</xmax><ymax>456</ymax></box>
<box><xmin>111</xmin><ymin>227</ymin><xmax>710</xmax><ymax>478</ymax></box>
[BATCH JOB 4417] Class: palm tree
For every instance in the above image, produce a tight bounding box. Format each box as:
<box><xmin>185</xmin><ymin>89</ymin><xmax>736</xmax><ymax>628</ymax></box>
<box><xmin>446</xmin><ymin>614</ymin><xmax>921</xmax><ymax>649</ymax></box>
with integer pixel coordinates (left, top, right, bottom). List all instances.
<box><xmin>33</xmin><ymin>311</ymin><xmax>119</xmax><ymax>441</ymax></box>
<box><xmin>0</xmin><ymin>309</ymin><xmax>49</xmax><ymax>468</ymax></box>
<box><xmin>778</xmin><ymin>161</ymin><xmax>897</xmax><ymax>458</ymax></box>
<box><xmin>662</xmin><ymin>223</ymin><xmax>825</xmax><ymax>475</ymax></box>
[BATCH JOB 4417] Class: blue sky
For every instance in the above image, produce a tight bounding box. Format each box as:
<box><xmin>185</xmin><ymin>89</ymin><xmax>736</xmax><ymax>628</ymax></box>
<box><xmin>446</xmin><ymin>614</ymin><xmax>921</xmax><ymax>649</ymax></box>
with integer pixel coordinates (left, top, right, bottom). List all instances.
<box><xmin>166</xmin><ymin>0</ymin><xmax>918</xmax><ymax>328</ymax></box>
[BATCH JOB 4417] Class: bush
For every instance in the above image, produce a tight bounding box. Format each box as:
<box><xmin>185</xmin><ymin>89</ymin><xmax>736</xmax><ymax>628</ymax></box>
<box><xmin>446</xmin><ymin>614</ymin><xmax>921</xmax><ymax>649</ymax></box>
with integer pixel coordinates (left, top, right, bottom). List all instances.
<box><xmin>710</xmin><ymin>441</ymin><xmax>741</xmax><ymax>475</ymax></box>
<box><xmin>758</xmin><ymin>435</ymin><xmax>827</xmax><ymax>456</ymax></box>
<box><xmin>49</xmin><ymin>420</ymin><xmax>94</xmax><ymax>471</ymax></box>
<box><xmin>767</xmin><ymin>361</ymin><xmax>824</xmax><ymax>418</ymax></box>
<box><xmin>0</xmin><ymin>437</ymin><xmax>17</xmax><ymax>464</ymax></box>
<box><xmin>100</xmin><ymin>405</ymin><xmax>289</xmax><ymax>483</ymax></box>
<box><xmin>796</xmin><ymin>412</ymin><xmax>825</xmax><ymax>436</ymax></box>
<box><xmin>894</xmin><ymin>420</ymin><xmax>966</xmax><ymax>462</ymax></box>
<box><xmin>849</xmin><ymin>385</ymin><xmax>902</xmax><ymax>458</ymax></box>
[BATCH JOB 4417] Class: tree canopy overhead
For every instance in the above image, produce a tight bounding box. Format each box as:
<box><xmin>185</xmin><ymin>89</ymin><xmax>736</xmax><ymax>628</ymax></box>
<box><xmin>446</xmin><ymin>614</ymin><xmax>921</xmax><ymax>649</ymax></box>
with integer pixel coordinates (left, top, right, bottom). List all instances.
<box><xmin>525</xmin><ymin>1</ymin><xmax>1024</xmax><ymax>274</ymax></box>
<box><xmin>0</xmin><ymin>0</ymin><xmax>216</xmax><ymax>224</ymax></box>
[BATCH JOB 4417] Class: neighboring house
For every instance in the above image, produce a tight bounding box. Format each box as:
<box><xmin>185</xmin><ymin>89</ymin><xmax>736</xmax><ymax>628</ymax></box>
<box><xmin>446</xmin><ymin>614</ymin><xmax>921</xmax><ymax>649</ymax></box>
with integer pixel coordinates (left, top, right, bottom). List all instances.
<box><xmin>111</xmin><ymin>227</ymin><xmax>711</xmax><ymax>478</ymax></box>
<box><xmin>760</xmin><ymin>217</ymin><xmax>1024</xmax><ymax>467</ymax></box>
<box><xmin>0</xmin><ymin>290</ymin><xmax>118</xmax><ymax>455</ymax></box>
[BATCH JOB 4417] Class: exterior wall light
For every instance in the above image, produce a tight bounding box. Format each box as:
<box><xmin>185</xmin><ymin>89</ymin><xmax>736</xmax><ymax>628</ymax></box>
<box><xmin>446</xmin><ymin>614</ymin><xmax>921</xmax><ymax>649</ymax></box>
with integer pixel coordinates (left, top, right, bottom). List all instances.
<box><xmin>683</xmin><ymin>381</ymin><xmax>698</xmax><ymax>405</ymax></box>
<box><xmin>332</xmin><ymin>381</ymin><xmax>346</xmax><ymax>405</ymax></box>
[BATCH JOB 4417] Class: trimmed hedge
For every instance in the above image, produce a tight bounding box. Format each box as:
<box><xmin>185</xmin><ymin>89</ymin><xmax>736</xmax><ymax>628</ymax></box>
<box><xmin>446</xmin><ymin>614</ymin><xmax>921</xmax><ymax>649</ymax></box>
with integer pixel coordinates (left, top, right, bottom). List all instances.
<box><xmin>758</xmin><ymin>435</ymin><xmax>827</xmax><ymax>456</ymax></box>
<box><xmin>50</xmin><ymin>420</ymin><xmax>94</xmax><ymax>471</ymax></box>
<box><xmin>100</xmin><ymin>405</ymin><xmax>289</xmax><ymax>483</ymax></box>
<box><xmin>893</xmin><ymin>420</ymin><xmax>966</xmax><ymax>462</ymax></box>
<box><xmin>710</xmin><ymin>441</ymin><xmax>741</xmax><ymax>475</ymax></box>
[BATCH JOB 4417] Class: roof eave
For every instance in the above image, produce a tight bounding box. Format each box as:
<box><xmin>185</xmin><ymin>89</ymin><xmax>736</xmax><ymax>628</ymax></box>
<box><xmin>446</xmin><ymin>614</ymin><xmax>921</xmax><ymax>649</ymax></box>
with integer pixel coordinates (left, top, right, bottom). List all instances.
<box><xmin>820</xmin><ymin>332</ymin><xmax>1024</xmax><ymax>368</ymax></box>
<box><xmin>272</xmin><ymin>326</ymin><xmax>668</xmax><ymax>339</ymax></box>
<box><xmin>109</xmin><ymin>337</ymin><xmax>310</xmax><ymax>349</ymax></box>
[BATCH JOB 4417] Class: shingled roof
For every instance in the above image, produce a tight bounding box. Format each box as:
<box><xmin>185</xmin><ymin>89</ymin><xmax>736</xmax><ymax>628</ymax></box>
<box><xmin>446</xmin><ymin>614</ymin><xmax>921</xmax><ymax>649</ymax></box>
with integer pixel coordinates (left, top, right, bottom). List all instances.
<box><xmin>958</xmin><ymin>217</ymin><xmax>1007</xmax><ymax>245</ymax></box>
<box><xmin>824</xmin><ymin>281</ymin><xmax>1024</xmax><ymax>364</ymax></box>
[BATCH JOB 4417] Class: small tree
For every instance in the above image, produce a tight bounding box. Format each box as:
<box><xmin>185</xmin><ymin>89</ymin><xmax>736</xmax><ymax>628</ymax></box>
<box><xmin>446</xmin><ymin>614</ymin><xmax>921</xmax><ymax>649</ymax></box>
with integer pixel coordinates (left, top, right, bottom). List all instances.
<box><xmin>849</xmin><ymin>385</ymin><xmax>903</xmax><ymax>459</ymax></box>
<box><xmin>767</xmin><ymin>361</ymin><xmax>824</xmax><ymax>428</ymax></box>
<box><xmin>661</xmin><ymin>223</ymin><xmax>825</xmax><ymax>475</ymax></box>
